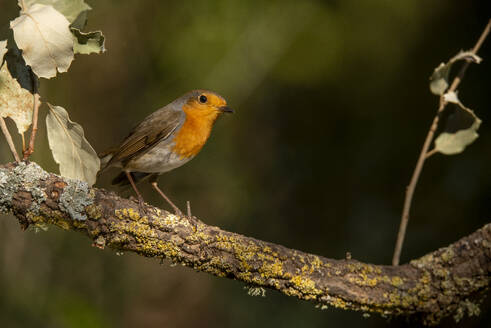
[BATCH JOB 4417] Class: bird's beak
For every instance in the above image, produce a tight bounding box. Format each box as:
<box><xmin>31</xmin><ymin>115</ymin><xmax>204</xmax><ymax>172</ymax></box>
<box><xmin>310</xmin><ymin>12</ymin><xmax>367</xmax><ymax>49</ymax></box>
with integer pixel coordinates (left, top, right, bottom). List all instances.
<box><xmin>218</xmin><ymin>106</ymin><xmax>234</xmax><ymax>114</ymax></box>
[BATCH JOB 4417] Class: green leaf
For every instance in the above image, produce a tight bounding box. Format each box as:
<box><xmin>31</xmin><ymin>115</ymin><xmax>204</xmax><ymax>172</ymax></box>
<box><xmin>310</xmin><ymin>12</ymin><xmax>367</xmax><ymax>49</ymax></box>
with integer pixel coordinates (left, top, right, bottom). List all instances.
<box><xmin>71</xmin><ymin>28</ymin><xmax>105</xmax><ymax>55</ymax></box>
<box><xmin>46</xmin><ymin>103</ymin><xmax>100</xmax><ymax>186</ymax></box>
<box><xmin>20</xmin><ymin>0</ymin><xmax>91</xmax><ymax>24</ymax></box>
<box><xmin>10</xmin><ymin>4</ymin><xmax>74</xmax><ymax>79</ymax></box>
<box><xmin>434</xmin><ymin>91</ymin><xmax>481</xmax><ymax>155</ymax></box>
<box><xmin>429</xmin><ymin>51</ymin><xmax>482</xmax><ymax>95</ymax></box>
<box><xmin>0</xmin><ymin>40</ymin><xmax>7</xmax><ymax>64</ymax></box>
<box><xmin>0</xmin><ymin>47</ymin><xmax>36</xmax><ymax>134</ymax></box>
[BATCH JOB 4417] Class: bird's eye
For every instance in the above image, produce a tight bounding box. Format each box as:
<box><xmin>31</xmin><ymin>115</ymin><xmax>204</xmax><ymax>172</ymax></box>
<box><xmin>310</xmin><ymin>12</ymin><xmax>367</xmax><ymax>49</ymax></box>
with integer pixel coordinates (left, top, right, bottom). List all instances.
<box><xmin>199</xmin><ymin>95</ymin><xmax>207</xmax><ymax>103</ymax></box>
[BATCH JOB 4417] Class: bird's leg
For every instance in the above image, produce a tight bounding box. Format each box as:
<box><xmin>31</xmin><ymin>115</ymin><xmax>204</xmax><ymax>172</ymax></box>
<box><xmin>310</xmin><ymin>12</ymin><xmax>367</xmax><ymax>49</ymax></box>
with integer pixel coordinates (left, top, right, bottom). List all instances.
<box><xmin>125</xmin><ymin>171</ymin><xmax>146</xmax><ymax>209</ymax></box>
<box><xmin>185</xmin><ymin>200</ymin><xmax>199</xmax><ymax>231</ymax></box>
<box><xmin>149</xmin><ymin>175</ymin><xmax>183</xmax><ymax>216</ymax></box>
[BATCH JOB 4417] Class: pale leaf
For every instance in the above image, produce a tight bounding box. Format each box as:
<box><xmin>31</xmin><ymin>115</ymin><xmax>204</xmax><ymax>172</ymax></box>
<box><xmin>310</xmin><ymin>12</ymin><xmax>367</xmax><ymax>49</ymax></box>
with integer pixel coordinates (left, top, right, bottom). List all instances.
<box><xmin>0</xmin><ymin>40</ymin><xmax>7</xmax><ymax>64</ymax></box>
<box><xmin>21</xmin><ymin>0</ymin><xmax>91</xmax><ymax>24</ymax></box>
<box><xmin>434</xmin><ymin>120</ymin><xmax>481</xmax><ymax>155</ymax></box>
<box><xmin>0</xmin><ymin>50</ymin><xmax>35</xmax><ymax>134</ymax></box>
<box><xmin>10</xmin><ymin>4</ymin><xmax>74</xmax><ymax>79</ymax></box>
<box><xmin>70</xmin><ymin>9</ymin><xmax>88</xmax><ymax>30</ymax></box>
<box><xmin>443</xmin><ymin>90</ymin><xmax>460</xmax><ymax>104</ymax></box>
<box><xmin>429</xmin><ymin>63</ymin><xmax>450</xmax><ymax>96</ymax></box>
<box><xmin>443</xmin><ymin>91</ymin><xmax>477</xmax><ymax>116</ymax></box>
<box><xmin>71</xmin><ymin>28</ymin><xmax>105</xmax><ymax>54</ymax></box>
<box><xmin>434</xmin><ymin>91</ymin><xmax>481</xmax><ymax>155</ymax></box>
<box><xmin>46</xmin><ymin>103</ymin><xmax>100</xmax><ymax>186</ymax></box>
<box><xmin>429</xmin><ymin>51</ymin><xmax>482</xmax><ymax>95</ymax></box>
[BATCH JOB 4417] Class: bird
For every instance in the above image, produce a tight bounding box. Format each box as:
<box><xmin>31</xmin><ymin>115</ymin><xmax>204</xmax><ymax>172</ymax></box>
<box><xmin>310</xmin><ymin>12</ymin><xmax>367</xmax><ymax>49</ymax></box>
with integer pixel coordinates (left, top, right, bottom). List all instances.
<box><xmin>98</xmin><ymin>89</ymin><xmax>233</xmax><ymax>215</ymax></box>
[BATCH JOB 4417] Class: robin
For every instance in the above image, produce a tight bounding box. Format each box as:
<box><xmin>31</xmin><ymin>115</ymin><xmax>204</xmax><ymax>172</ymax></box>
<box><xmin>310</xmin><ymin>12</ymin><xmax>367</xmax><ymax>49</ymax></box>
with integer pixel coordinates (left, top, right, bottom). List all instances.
<box><xmin>98</xmin><ymin>89</ymin><xmax>233</xmax><ymax>215</ymax></box>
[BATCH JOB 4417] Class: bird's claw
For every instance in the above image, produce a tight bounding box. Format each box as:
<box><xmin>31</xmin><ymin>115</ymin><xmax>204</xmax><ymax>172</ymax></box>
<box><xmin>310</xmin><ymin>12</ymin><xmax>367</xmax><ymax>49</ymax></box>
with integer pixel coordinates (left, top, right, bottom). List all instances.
<box><xmin>136</xmin><ymin>196</ymin><xmax>151</xmax><ymax>216</ymax></box>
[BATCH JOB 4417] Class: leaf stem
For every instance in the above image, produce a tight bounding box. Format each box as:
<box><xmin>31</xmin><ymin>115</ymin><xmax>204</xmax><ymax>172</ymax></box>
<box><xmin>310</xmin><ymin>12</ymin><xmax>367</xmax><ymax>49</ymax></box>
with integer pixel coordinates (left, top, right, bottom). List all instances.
<box><xmin>424</xmin><ymin>148</ymin><xmax>438</xmax><ymax>159</ymax></box>
<box><xmin>23</xmin><ymin>72</ymin><xmax>40</xmax><ymax>161</ymax></box>
<box><xmin>392</xmin><ymin>18</ymin><xmax>491</xmax><ymax>266</ymax></box>
<box><xmin>19</xmin><ymin>0</ymin><xmax>27</xmax><ymax>12</ymax></box>
<box><xmin>21</xmin><ymin>132</ymin><xmax>26</xmax><ymax>152</ymax></box>
<box><xmin>0</xmin><ymin>117</ymin><xmax>21</xmax><ymax>162</ymax></box>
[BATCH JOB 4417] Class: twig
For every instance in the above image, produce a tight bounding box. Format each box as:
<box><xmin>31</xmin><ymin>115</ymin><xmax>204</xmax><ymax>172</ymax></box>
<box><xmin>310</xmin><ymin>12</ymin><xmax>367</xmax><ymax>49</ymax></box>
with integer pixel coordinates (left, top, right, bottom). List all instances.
<box><xmin>0</xmin><ymin>117</ymin><xmax>21</xmax><ymax>162</ymax></box>
<box><xmin>449</xmin><ymin>18</ymin><xmax>491</xmax><ymax>92</ymax></box>
<box><xmin>392</xmin><ymin>19</ymin><xmax>491</xmax><ymax>266</ymax></box>
<box><xmin>23</xmin><ymin>72</ymin><xmax>40</xmax><ymax>160</ymax></box>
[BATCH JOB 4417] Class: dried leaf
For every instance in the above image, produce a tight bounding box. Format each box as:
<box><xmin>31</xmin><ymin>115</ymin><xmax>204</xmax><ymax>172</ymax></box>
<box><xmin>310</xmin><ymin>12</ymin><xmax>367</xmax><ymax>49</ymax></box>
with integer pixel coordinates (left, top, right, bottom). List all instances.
<box><xmin>429</xmin><ymin>63</ymin><xmax>450</xmax><ymax>96</ymax></box>
<box><xmin>21</xmin><ymin>0</ymin><xmax>91</xmax><ymax>24</ymax></box>
<box><xmin>443</xmin><ymin>90</ymin><xmax>460</xmax><ymax>104</ymax></box>
<box><xmin>0</xmin><ymin>40</ymin><xmax>7</xmax><ymax>64</ymax></box>
<box><xmin>434</xmin><ymin>91</ymin><xmax>481</xmax><ymax>155</ymax></box>
<box><xmin>2</xmin><ymin>45</ymin><xmax>37</xmax><ymax>93</ymax></box>
<box><xmin>71</xmin><ymin>28</ymin><xmax>105</xmax><ymax>54</ymax></box>
<box><xmin>429</xmin><ymin>51</ymin><xmax>482</xmax><ymax>95</ymax></box>
<box><xmin>46</xmin><ymin>103</ymin><xmax>100</xmax><ymax>186</ymax></box>
<box><xmin>70</xmin><ymin>9</ymin><xmax>89</xmax><ymax>30</ymax></box>
<box><xmin>20</xmin><ymin>1</ymin><xmax>103</xmax><ymax>56</ymax></box>
<box><xmin>0</xmin><ymin>49</ymin><xmax>35</xmax><ymax>134</ymax></box>
<box><xmin>10</xmin><ymin>4</ymin><xmax>74</xmax><ymax>79</ymax></box>
<box><xmin>434</xmin><ymin>121</ymin><xmax>481</xmax><ymax>155</ymax></box>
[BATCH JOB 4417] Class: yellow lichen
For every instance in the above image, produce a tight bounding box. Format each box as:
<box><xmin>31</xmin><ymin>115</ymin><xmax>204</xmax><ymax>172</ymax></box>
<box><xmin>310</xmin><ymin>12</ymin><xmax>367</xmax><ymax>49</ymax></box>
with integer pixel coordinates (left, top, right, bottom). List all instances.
<box><xmin>329</xmin><ymin>296</ymin><xmax>349</xmax><ymax>309</ymax></box>
<box><xmin>85</xmin><ymin>204</ymin><xmax>102</xmax><ymax>219</ymax></box>
<box><xmin>28</xmin><ymin>212</ymin><xmax>78</xmax><ymax>230</ymax></box>
<box><xmin>290</xmin><ymin>275</ymin><xmax>320</xmax><ymax>298</ymax></box>
<box><xmin>114</xmin><ymin>208</ymin><xmax>143</xmax><ymax>221</ymax></box>
<box><xmin>260</xmin><ymin>259</ymin><xmax>284</xmax><ymax>278</ymax></box>
<box><xmin>391</xmin><ymin>276</ymin><xmax>404</xmax><ymax>287</ymax></box>
<box><xmin>440</xmin><ymin>248</ymin><xmax>454</xmax><ymax>263</ymax></box>
<box><xmin>311</xmin><ymin>256</ymin><xmax>322</xmax><ymax>269</ymax></box>
<box><xmin>347</xmin><ymin>272</ymin><xmax>378</xmax><ymax>287</ymax></box>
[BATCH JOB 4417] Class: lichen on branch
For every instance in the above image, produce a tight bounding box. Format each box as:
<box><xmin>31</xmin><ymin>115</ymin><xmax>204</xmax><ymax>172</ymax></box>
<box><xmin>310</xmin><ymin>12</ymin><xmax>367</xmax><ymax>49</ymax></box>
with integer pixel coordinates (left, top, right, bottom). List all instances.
<box><xmin>0</xmin><ymin>162</ymin><xmax>489</xmax><ymax>325</ymax></box>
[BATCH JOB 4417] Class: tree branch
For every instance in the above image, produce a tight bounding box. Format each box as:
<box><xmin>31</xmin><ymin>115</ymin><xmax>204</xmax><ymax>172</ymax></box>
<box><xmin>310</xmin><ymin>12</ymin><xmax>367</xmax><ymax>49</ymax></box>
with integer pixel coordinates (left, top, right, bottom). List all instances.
<box><xmin>0</xmin><ymin>162</ymin><xmax>489</xmax><ymax>325</ymax></box>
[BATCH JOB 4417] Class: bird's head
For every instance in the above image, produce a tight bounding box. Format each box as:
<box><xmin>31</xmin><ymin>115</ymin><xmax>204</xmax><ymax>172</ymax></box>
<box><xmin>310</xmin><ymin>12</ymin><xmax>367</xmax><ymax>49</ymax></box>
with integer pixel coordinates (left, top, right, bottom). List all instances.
<box><xmin>182</xmin><ymin>90</ymin><xmax>234</xmax><ymax>118</ymax></box>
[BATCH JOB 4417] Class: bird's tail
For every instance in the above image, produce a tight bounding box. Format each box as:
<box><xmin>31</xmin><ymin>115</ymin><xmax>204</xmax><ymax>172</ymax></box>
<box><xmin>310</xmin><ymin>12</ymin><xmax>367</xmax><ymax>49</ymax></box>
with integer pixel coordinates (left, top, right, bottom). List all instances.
<box><xmin>97</xmin><ymin>148</ymin><xmax>118</xmax><ymax>176</ymax></box>
<box><xmin>97</xmin><ymin>148</ymin><xmax>154</xmax><ymax>185</ymax></box>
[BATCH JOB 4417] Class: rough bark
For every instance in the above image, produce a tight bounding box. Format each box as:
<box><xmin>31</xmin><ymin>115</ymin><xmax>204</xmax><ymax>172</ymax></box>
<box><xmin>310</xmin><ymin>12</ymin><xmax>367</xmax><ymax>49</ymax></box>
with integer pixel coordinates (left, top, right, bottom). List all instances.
<box><xmin>0</xmin><ymin>162</ymin><xmax>489</xmax><ymax>325</ymax></box>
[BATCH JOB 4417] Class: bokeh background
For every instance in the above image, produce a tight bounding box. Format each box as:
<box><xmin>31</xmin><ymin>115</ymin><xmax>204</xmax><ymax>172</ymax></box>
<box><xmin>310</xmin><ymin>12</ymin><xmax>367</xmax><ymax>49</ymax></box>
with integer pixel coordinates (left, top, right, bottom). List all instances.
<box><xmin>1</xmin><ymin>0</ymin><xmax>490</xmax><ymax>327</ymax></box>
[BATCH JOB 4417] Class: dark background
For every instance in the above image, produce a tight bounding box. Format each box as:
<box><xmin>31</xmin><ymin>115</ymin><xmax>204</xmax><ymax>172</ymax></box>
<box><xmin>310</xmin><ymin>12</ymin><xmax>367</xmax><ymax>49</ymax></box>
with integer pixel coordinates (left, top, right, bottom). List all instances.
<box><xmin>0</xmin><ymin>0</ymin><xmax>490</xmax><ymax>327</ymax></box>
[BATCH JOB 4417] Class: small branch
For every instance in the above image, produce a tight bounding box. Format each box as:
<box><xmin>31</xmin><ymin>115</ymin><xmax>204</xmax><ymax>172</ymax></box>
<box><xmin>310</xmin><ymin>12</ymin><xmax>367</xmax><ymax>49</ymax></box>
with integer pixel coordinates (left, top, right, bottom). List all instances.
<box><xmin>0</xmin><ymin>162</ymin><xmax>489</xmax><ymax>326</ymax></box>
<box><xmin>392</xmin><ymin>19</ymin><xmax>491</xmax><ymax>266</ymax></box>
<box><xmin>393</xmin><ymin>110</ymin><xmax>441</xmax><ymax>266</ymax></box>
<box><xmin>23</xmin><ymin>72</ymin><xmax>40</xmax><ymax>161</ymax></box>
<box><xmin>449</xmin><ymin>18</ymin><xmax>491</xmax><ymax>93</ymax></box>
<box><xmin>0</xmin><ymin>117</ymin><xmax>21</xmax><ymax>162</ymax></box>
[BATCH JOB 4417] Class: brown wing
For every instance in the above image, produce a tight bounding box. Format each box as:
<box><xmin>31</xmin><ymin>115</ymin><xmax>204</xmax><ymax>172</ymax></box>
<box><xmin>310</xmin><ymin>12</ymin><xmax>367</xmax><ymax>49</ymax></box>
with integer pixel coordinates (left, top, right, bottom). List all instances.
<box><xmin>104</xmin><ymin>107</ymin><xmax>184</xmax><ymax>168</ymax></box>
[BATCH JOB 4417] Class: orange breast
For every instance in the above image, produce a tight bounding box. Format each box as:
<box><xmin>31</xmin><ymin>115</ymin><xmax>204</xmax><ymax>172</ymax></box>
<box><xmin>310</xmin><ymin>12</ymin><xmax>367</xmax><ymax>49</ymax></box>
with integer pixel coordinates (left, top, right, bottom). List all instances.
<box><xmin>172</xmin><ymin>104</ymin><xmax>219</xmax><ymax>159</ymax></box>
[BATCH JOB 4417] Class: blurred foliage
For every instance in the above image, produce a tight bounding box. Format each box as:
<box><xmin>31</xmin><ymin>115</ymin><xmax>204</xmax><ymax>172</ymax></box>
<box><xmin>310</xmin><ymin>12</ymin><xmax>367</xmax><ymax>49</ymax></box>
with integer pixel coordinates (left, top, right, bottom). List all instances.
<box><xmin>1</xmin><ymin>0</ymin><xmax>490</xmax><ymax>327</ymax></box>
